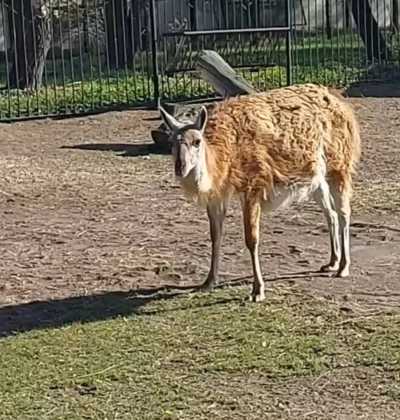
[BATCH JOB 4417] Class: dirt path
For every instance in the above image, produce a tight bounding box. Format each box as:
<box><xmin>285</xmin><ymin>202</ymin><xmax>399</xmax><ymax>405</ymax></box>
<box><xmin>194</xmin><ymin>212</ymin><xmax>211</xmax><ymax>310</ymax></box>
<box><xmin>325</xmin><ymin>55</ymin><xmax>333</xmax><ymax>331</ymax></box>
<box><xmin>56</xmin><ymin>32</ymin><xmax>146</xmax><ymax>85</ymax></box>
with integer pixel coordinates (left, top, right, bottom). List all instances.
<box><xmin>0</xmin><ymin>96</ymin><xmax>399</xmax><ymax>317</ymax></box>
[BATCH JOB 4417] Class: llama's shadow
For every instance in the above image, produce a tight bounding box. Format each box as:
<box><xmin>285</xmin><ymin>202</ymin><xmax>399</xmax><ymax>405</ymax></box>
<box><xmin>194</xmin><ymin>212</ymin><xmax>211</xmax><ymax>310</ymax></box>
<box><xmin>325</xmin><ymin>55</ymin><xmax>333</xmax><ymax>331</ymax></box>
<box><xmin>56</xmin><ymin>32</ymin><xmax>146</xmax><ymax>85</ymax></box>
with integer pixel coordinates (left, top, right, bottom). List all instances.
<box><xmin>0</xmin><ymin>284</ymin><xmax>195</xmax><ymax>338</ymax></box>
<box><xmin>61</xmin><ymin>142</ymin><xmax>170</xmax><ymax>157</ymax></box>
<box><xmin>344</xmin><ymin>81</ymin><xmax>400</xmax><ymax>98</ymax></box>
<box><xmin>0</xmin><ymin>270</ymin><xmax>332</xmax><ymax>338</ymax></box>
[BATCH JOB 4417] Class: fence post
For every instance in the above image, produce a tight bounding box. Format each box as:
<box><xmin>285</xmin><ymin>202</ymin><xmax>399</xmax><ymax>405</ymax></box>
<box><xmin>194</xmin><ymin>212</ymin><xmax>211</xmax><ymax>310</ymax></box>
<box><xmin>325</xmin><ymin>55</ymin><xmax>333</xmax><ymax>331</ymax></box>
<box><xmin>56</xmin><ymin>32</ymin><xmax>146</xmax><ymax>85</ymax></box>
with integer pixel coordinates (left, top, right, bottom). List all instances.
<box><xmin>285</xmin><ymin>0</ymin><xmax>293</xmax><ymax>86</ymax></box>
<box><xmin>149</xmin><ymin>0</ymin><xmax>160</xmax><ymax>105</ymax></box>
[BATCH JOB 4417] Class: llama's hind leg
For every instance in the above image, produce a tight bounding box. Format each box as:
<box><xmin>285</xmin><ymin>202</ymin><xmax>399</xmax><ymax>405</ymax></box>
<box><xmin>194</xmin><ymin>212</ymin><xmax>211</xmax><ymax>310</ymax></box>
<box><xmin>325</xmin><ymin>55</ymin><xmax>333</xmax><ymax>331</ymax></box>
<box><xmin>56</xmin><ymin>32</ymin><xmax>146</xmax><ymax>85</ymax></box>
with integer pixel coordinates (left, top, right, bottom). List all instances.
<box><xmin>313</xmin><ymin>178</ymin><xmax>341</xmax><ymax>272</ymax></box>
<box><xmin>242</xmin><ymin>197</ymin><xmax>265</xmax><ymax>303</ymax></box>
<box><xmin>329</xmin><ymin>178</ymin><xmax>352</xmax><ymax>278</ymax></box>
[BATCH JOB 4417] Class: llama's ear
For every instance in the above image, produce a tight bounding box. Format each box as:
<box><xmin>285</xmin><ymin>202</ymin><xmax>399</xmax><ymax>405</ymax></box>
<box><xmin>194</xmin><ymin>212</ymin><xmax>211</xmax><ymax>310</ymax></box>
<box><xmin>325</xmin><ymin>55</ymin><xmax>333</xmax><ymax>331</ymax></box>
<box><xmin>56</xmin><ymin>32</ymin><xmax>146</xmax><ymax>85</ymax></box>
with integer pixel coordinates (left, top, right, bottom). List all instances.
<box><xmin>195</xmin><ymin>106</ymin><xmax>208</xmax><ymax>132</ymax></box>
<box><xmin>158</xmin><ymin>102</ymin><xmax>182</xmax><ymax>132</ymax></box>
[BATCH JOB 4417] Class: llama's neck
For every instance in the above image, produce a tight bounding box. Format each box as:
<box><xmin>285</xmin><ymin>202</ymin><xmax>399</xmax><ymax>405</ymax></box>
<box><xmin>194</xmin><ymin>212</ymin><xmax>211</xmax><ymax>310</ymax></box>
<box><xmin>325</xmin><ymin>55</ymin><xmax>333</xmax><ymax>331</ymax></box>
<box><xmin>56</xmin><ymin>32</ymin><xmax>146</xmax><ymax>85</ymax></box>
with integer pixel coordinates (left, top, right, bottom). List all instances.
<box><xmin>196</xmin><ymin>141</ymin><xmax>214</xmax><ymax>193</ymax></box>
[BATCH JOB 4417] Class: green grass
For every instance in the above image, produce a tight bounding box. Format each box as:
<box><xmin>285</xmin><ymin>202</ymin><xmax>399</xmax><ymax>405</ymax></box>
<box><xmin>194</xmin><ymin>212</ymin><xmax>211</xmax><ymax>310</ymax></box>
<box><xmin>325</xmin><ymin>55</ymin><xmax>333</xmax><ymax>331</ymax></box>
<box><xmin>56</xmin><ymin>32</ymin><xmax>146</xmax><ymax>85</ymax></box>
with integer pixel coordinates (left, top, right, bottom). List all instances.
<box><xmin>1</xmin><ymin>286</ymin><xmax>399</xmax><ymax>419</ymax></box>
<box><xmin>0</xmin><ymin>64</ymin><xmax>363</xmax><ymax>120</ymax></box>
<box><xmin>0</xmin><ymin>73</ymin><xmax>155</xmax><ymax>119</ymax></box>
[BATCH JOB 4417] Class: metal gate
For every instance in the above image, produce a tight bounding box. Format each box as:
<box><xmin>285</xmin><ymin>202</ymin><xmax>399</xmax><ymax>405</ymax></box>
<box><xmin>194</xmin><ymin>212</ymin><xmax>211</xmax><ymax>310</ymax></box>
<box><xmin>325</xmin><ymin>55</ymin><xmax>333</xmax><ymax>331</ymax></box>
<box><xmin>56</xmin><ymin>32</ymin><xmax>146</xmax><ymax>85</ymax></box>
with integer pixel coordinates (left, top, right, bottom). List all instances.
<box><xmin>0</xmin><ymin>0</ymin><xmax>399</xmax><ymax>121</ymax></box>
<box><xmin>154</xmin><ymin>0</ymin><xmax>293</xmax><ymax>101</ymax></box>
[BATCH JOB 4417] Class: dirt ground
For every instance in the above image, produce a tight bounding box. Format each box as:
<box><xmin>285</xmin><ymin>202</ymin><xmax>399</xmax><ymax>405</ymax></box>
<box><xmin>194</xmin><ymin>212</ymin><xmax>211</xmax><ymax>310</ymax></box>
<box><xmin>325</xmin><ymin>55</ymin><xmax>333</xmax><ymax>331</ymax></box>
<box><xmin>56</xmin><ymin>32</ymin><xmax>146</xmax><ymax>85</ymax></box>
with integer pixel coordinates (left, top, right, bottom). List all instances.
<box><xmin>0</xmin><ymin>89</ymin><xmax>400</xmax><ymax>327</ymax></box>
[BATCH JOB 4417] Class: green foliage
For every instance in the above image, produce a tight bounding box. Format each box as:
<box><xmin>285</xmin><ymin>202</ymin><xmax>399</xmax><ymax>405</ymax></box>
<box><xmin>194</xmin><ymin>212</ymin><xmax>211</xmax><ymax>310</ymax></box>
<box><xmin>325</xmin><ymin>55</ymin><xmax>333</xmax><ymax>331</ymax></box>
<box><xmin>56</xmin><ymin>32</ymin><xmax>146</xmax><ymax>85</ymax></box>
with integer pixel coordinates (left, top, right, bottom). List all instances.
<box><xmin>0</xmin><ymin>65</ymin><xmax>361</xmax><ymax>120</ymax></box>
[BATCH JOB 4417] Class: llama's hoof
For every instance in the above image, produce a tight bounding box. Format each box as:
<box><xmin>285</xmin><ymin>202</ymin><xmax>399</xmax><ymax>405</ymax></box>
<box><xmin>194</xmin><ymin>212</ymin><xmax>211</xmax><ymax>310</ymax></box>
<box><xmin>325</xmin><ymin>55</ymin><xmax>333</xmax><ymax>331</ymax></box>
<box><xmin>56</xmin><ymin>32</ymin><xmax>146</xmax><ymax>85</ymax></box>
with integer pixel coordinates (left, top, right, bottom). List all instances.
<box><xmin>320</xmin><ymin>262</ymin><xmax>340</xmax><ymax>273</ymax></box>
<box><xmin>250</xmin><ymin>291</ymin><xmax>266</xmax><ymax>303</ymax></box>
<box><xmin>335</xmin><ymin>267</ymin><xmax>350</xmax><ymax>278</ymax></box>
<box><xmin>198</xmin><ymin>279</ymin><xmax>216</xmax><ymax>292</ymax></box>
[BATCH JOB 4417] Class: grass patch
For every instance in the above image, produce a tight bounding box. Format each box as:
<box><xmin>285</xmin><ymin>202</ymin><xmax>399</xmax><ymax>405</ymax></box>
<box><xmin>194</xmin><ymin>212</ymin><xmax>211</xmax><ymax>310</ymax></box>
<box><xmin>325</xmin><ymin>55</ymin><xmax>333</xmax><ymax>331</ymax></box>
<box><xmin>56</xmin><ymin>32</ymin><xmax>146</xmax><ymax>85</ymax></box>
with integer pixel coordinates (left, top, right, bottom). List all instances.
<box><xmin>1</xmin><ymin>287</ymin><xmax>399</xmax><ymax>419</ymax></box>
<box><xmin>0</xmin><ymin>64</ymin><xmax>364</xmax><ymax>120</ymax></box>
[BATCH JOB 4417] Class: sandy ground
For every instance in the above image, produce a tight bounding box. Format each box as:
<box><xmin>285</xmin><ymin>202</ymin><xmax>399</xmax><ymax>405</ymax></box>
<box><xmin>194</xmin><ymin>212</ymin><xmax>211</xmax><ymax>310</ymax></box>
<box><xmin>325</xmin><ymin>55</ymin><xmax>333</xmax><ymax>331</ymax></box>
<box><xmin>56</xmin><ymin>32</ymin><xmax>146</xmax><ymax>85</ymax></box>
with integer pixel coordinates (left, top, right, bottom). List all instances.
<box><xmin>0</xmin><ymin>92</ymin><xmax>399</xmax><ymax>333</ymax></box>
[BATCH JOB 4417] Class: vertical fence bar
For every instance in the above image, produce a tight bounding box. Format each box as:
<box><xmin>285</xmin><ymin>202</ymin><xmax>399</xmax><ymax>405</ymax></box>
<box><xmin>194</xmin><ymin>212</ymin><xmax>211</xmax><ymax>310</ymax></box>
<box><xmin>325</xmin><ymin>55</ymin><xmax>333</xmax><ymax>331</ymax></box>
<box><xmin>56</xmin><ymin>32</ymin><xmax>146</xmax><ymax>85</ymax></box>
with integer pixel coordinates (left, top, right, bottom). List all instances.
<box><xmin>286</xmin><ymin>0</ymin><xmax>292</xmax><ymax>85</ymax></box>
<box><xmin>10</xmin><ymin>0</ymin><xmax>21</xmax><ymax>117</ymax></box>
<box><xmin>20</xmin><ymin>0</ymin><xmax>29</xmax><ymax>116</ymax></box>
<box><xmin>144</xmin><ymin>1</ymin><xmax>152</xmax><ymax>99</ymax></box>
<box><xmin>149</xmin><ymin>0</ymin><xmax>160</xmax><ymax>102</ymax></box>
<box><xmin>314</xmin><ymin>0</ymin><xmax>320</xmax><ymax>81</ymax></box>
<box><xmin>75</xmin><ymin>0</ymin><xmax>85</xmax><ymax>108</ymax></box>
<box><xmin>119</xmin><ymin>0</ymin><xmax>129</xmax><ymax>104</ymax></box>
<box><xmin>66</xmin><ymin>0</ymin><xmax>76</xmax><ymax>111</ymax></box>
<box><xmin>40</xmin><ymin>0</ymin><xmax>49</xmax><ymax>116</ymax></box>
<box><xmin>321</xmin><ymin>0</ymin><xmax>327</xmax><ymax>84</ymax></box>
<box><xmin>128</xmin><ymin>0</ymin><xmax>138</xmax><ymax>101</ymax></box>
<box><xmin>1</xmin><ymin>0</ymin><xmax>11</xmax><ymax>118</ymax></box>
<box><xmin>94</xmin><ymin>0</ymin><xmax>103</xmax><ymax>107</ymax></box>
<box><xmin>110</xmin><ymin>0</ymin><xmax>120</xmax><ymax>103</ymax></box>
<box><xmin>103</xmin><ymin>0</ymin><xmax>112</xmax><ymax>104</ymax></box>
<box><xmin>342</xmin><ymin>0</ymin><xmax>347</xmax><ymax>85</ymax></box>
<box><xmin>335</xmin><ymin>0</ymin><xmax>340</xmax><ymax>85</ymax></box>
<box><xmin>49</xmin><ymin>1</ymin><xmax>58</xmax><ymax>115</ymax></box>
<box><xmin>57</xmin><ymin>0</ymin><xmax>67</xmax><ymax>111</ymax></box>
<box><xmin>83</xmin><ymin>0</ymin><xmax>94</xmax><ymax>110</ymax></box>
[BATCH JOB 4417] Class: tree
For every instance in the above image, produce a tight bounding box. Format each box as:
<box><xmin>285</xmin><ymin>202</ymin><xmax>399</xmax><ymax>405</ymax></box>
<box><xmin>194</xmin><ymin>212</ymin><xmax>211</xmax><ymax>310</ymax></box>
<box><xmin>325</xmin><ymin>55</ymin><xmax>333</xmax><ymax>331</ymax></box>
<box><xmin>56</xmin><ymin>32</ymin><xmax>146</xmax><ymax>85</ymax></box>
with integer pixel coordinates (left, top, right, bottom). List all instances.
<box><xmin>6</xmin><ymin>0</ymin><xmax>108</xmax><ymax>90</ymax></box>
<box><xmin>325</xmin><ymin>0</ymin><xmax>332</xmax><ymax>39</ymax></box>
<box><xmin>7</xmin><ymin>0</ymin><xmax>51</xmax><ymax>90</ymax></box>
<box><xmin>105</xmin><ymin>0</ymin><xmax>146</xmax><ymax>69</ymax></box>
<box><xmin>348</xmin><ymin>0</ymin><xmax>389</xmax><ymax>62</ymax></box>
<box><xmin>393</xmin><ymin>0</ymin><xmax>399</xmax><ymax>32</ymax></box>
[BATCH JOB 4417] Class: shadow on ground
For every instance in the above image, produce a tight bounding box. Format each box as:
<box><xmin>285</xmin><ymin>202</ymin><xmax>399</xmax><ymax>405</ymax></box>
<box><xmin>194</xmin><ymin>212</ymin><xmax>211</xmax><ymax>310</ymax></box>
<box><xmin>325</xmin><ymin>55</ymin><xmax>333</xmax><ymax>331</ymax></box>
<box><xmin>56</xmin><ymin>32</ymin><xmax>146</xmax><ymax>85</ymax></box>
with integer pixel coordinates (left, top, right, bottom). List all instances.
<box><xmin>0</xmin><ymin>285</ymin><xmax>196</xmax><ymax>339</ymax></box>
<box><xmin>344</xmin><ymin>81</ymin><xmax>400</xmax><ymax>98</ymax></box>
<box><xmin>61</xmin><ymin>142</ymin><xmax>170</xmax><ymax>157</ymax></box>
<box><xmin>0</xmin><ymin>271</ymin><xmax>331</xmax><ymax>338</ymax></box>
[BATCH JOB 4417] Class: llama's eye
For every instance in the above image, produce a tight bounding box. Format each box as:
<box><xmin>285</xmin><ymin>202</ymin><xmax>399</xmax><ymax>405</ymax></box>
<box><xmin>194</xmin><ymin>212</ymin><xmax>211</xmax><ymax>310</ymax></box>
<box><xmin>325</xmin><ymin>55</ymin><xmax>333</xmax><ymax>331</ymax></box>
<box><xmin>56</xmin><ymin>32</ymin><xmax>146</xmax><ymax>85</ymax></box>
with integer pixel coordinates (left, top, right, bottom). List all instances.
<box><xmin>193</xmin><ymin>139</ymin><xmax>201</xmax><ymax>147</ymax></box>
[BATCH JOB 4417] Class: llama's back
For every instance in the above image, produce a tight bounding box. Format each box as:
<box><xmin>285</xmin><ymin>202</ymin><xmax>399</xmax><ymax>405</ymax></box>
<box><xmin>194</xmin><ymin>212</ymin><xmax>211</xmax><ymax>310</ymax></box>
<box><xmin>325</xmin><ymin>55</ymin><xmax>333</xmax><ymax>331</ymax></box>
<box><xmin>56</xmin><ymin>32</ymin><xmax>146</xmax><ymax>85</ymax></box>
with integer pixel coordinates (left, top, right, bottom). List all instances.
<box><xmin>276</xmin><ymin>84</ymin><xmax>361</xmax><ymax>178</ymax></box>
<box><xmin>205</xmin><ymin>83</ymin><xmax>360</xmax><ymax>195</ymax></box>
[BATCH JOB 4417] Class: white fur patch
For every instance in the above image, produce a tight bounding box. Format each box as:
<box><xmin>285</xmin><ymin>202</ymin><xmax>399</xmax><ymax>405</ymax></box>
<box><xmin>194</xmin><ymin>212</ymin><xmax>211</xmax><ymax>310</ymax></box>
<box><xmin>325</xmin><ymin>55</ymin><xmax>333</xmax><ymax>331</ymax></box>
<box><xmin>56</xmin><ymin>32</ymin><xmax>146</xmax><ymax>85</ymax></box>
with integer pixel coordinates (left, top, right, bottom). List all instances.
<box><xmin>179</xmin><ymin>141</ymin><xmax>213</xmax><ymax>197</ymax></box>
<box><xmin>262</xmin><ymin>143</ymin><xmax>327</xmax><ymax>212</ymax></box>
<box><xmin>261</xmin><ymin>180</ymin><xmax>319</xmax><ymax>212</ymax></box>
<box><xmin>196</xmin><ymin>141</ymin><xmax>213</xmax><ymax>193</ymax></box>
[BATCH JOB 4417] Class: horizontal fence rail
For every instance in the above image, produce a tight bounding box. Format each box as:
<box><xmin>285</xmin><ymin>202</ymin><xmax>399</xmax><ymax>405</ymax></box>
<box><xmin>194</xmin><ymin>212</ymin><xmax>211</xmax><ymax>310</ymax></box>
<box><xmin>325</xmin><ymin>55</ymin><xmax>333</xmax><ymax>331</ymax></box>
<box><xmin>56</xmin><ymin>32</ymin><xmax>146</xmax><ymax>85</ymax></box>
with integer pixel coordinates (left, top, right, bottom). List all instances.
<box><xmin>0</xmin><ymin>0</ymin><xmax>399</xmax><ymax>121</ymax></box>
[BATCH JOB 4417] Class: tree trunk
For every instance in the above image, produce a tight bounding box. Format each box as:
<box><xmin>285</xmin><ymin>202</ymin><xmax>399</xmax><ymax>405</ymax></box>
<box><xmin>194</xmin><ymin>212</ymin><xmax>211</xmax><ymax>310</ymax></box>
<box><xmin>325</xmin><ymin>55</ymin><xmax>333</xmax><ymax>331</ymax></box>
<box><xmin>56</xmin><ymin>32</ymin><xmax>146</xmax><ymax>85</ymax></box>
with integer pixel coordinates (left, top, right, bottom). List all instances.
<box><xmin>130</xmin><ymin>0</ymin><xmax>149</xmax><ymax>51</ymax></box>
<box><xmin>189</xmin><ymin>0</ymin><xmax>196</xmax><ymax>30</ymax></box>
<box><xmin>105</xmin><ymin>0</ymin><xmax>134</xmax><ymax>69</ymax></box>
<box><xmin>345</xmin><ymin>0</ymin><xmax>351</xmax><ymax>29</ymax></box>
<box><xmin>8</xmin><ymin>0</ymin><xmax>52</xmax><ymax>90</ymax></box>
<box><xmin>393</xmin><ymin>0</ymin><xmax>399</xmax><ymax>32</ymax></box>
<box><xmin>325</xmin><ymin>0</ymin><xmax>332</xmax><ymax>39</ymax></box>
<box><xmin>349</xmin><ymin>0</ymin><xmax>389</xmax><ymax>61</ymax></box>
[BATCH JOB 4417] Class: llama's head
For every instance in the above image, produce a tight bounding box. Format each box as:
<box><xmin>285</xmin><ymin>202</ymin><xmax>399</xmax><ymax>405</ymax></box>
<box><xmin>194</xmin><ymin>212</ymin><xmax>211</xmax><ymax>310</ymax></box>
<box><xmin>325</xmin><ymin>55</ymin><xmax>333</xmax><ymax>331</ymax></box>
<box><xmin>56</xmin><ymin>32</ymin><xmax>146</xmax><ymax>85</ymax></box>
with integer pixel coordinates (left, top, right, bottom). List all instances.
<box><xmin>159</xmin><ymin>104</ymin><xmax>208</xmax><ymax>178</ymax></box>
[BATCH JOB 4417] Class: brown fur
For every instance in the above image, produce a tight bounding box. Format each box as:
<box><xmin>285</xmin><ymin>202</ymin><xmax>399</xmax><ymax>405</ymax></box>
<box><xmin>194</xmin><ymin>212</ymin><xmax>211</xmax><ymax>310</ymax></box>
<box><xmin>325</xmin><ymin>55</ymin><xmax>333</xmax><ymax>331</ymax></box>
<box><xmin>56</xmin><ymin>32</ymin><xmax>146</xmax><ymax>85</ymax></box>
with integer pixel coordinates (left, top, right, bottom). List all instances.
<box><xmin>187</xmin><ymin>83</ymin><xmax>360</xmax><ymax>204</ymax></box>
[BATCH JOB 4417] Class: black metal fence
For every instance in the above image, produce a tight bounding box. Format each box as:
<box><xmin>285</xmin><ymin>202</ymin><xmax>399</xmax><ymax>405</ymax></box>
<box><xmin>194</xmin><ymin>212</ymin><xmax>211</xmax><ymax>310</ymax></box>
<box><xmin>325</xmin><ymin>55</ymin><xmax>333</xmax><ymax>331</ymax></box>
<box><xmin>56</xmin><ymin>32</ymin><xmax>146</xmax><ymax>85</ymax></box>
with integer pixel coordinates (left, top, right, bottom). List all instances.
<box><xmin>0</xmin><ymin>0</ymin><xmax>399</xmax><ymax>121</ymax></box>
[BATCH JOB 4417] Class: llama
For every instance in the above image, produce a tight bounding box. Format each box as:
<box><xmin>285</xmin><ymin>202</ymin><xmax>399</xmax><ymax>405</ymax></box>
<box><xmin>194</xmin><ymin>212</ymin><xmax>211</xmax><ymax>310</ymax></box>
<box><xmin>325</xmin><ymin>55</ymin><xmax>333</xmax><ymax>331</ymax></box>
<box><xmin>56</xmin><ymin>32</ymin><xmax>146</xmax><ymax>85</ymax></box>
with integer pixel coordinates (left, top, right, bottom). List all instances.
<box><xmin>159</xmin><ymin>83</ymin><xmax>361</xmax><ymax>302</ymax></box>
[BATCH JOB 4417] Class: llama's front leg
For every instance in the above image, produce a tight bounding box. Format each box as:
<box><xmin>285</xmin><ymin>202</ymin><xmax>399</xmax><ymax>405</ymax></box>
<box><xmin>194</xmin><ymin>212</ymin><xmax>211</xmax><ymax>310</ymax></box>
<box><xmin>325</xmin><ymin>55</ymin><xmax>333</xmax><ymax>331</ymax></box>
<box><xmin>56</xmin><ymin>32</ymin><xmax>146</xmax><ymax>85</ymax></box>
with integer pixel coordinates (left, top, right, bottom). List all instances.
<box><xmin>243</xmin><ymin>198</ymin><xmax>265</xmax><ymax>302</ymax></box>
<box><xmin>200</xmin><ymin>201</ymin><xmax>227</xmax><ymax>291</ymax></box>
